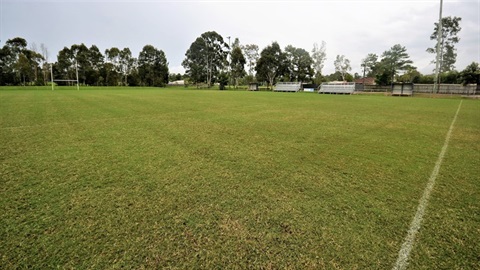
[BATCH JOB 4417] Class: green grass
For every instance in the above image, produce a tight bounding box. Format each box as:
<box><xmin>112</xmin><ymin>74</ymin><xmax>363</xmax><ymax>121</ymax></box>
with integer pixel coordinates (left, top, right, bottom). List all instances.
<box><xmin>1</xmin><ymin>87</ymin><xmax>479</xmax><ymax>269</ymax></box>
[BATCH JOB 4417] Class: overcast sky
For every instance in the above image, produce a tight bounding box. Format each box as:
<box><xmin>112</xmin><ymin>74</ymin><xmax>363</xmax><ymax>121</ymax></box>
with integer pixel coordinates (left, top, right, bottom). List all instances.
<box><xmin>1</xmin><ymin>0</ymin><xmax>479</xmax><ymax>75</ymax></box>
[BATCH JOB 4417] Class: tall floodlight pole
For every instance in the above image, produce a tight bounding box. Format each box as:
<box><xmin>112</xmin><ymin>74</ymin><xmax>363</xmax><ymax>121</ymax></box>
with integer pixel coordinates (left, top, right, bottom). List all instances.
<box><xmin>433</xmin><ymin>0</ymin><xmax>443</xmax><ymax>94</ymax></box>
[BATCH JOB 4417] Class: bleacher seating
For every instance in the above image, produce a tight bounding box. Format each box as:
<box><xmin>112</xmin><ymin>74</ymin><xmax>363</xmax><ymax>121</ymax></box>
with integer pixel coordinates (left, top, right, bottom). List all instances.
<box><xmin>318</xmin><ymin>82</ymin><xmax>355</xmax><ymax>94</ymax></box>
<box><xmin>392</xmin><ymin>83</ymin><xmax>414</xmax><ymax>96</ymax></box>
<box><xmin>274</xmin><ymin>82</ymin><xmax>302</xmax><ymax>92</ymax></box>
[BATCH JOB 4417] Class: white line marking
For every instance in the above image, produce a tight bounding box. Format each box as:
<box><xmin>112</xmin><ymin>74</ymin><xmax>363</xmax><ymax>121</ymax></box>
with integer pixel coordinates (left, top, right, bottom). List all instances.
<box><xmin>393</xmin><ymin>100</ymin><xmax>463</xmax><ymax>270</ymax></box>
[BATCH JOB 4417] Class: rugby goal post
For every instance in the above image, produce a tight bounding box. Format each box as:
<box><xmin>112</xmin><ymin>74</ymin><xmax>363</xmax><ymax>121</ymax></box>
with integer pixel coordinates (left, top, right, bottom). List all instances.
<box><xmin>50</xmin><ymin>62</ymin><xmax>80</xmax><ymax>91</ymax></box>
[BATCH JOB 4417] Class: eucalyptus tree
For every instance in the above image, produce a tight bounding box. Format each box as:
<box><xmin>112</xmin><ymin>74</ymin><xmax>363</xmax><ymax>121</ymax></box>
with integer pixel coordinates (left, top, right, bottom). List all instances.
<box><xmin>427</xmin><ymin>16</ymin><xmax>462</xmax><ymax>72</ymax></box>
<box><xmin>56</xmin><ymin>47</ymin><xmax>75</xmax><ymax>80</ymax></box>
<box><xmin>182</xmin><ymin>31</ymin><xmax>229</xmax><ymax>87</ymax></box>
<box><xmin>119</xmin><ymin>48</ymin><xmax>135</xmax><ymax>86</ymax></box>
<box><xmin>70</xmin><ymin>44</ymin><xmax>90</xmax><ymax>84</ymax></box>
<box><xmin>5</xmin><ymin>37</ymin><xmax>27</xmax><ymax>58</ymax></box>
<box><xmin>28</xmin><ymin>43</ymin><xmax>42</xmax><ymax>83</ymax></box>
<box><xmin>360</xmin><ymin>53</ymin><xmax>378</xmax><ymax>78</ymax></box>
<box><xmin>40</xmin><ymin>43</ymin><xmax>50</xmax><ymax>85</ymax></box>
<box><xmin>242</xmin><ymin>44</ymin><xmax>259</xmax><ymax>76</ymax></box>
<box><xmin>459</xmin><ymin>62</ymin><xmax>479</xmax><ymax>86</ymax></box>
<box><xmin>55</xmin><ymin>43</ymin><xmax>100</xmax><ymax>85</ymax></box>
<box><xmin>0</xmin><ymin>38</ymin><xmax>24</xmax><ymax>84</ymax></box>
<box><xmin>16</xmin><ymin>52</ymin><xmax>34</xmax><ymax>84</ymax></box>
<box><xmin>87</xmin><ymin>45</ymin><xmax>104</xmax><ymax>85</ymax></box>
<box><xmin>0</xmin><ymin>46</ymin><xmax>14</xmax><ymax>85</ymax></box>
<box><xmin>333</xmin><ymin>55</ymin><xmax>351</xmax><ymax>81</ymax></box>
<box><xmin>284</xmin><ymin>45</ymin><xmax>314</xmax><ymax>82</ymax></box>
<box><xmin>0</xmin><ymin>37</ymin><xmax>44</xmax><ymax>85</ymax></box>
<box><xmin>105</xmin><ymin>47</ymin><xmax>121</xmax><ymax>85</ymax></box>
<box><xmin>255</xmin><ymin>42</ymin><xmax>287</xmax><ymax>88</ymax></box>
<box><xmin>311</xmin><ymin>41</ymin><xmax>327</xmax><ymax>78</ymax></box>
<box><xmin>138</xmin><ymin>45</ymin><xmax>169</xmax><ymax>87</ymax></box>
<box><xmin>229</xmin><ymin>43</ymin><xmax>246</xmax><ymax>88</ymax></box>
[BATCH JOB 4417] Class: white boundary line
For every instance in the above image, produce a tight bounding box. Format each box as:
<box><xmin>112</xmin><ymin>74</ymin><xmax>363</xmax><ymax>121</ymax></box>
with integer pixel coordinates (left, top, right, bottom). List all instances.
<box><xmin>393</xmin><ymin>100</ymin><xmax>463</xmax><ymax>270</ymax></box>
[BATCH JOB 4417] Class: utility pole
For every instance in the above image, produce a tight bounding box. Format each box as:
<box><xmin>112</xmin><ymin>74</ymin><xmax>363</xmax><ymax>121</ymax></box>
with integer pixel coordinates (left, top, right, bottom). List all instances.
<box><xmin>433</xmin><ymin>0</ymin><xmax>443</xmax><ymax>94</ymax></box>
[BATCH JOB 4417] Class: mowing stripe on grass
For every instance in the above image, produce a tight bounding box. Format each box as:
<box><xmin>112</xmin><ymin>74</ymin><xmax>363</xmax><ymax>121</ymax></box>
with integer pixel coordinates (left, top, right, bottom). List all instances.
<box><xmin>393</xmin><ymin>100</ymin><xmax>463</xmax><ymax>270</ymax></box>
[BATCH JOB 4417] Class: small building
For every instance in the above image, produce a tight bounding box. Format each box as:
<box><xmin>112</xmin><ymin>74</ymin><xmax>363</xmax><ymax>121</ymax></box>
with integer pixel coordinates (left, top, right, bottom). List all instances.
<box><xmin>248</xmin><ymin>83</ymin><xmax>259</xmax><ymax>91</ymax></box>
<box><xmin>354</xmin><ymin>77</ymin><xmax>376</xmax><ymax>91</ymax></box>
<box><xmin>354</xmin><ymin>77</ymin><xmax>376</xmax><ymax>85</ymax></box>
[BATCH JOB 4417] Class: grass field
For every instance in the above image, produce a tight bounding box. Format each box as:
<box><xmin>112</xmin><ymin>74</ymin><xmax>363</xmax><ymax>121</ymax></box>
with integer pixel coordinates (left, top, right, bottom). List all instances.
<box><xmin>1</xmin><ymin>87</ymin><xmax>479</xmax><ymax>269</ymax></box>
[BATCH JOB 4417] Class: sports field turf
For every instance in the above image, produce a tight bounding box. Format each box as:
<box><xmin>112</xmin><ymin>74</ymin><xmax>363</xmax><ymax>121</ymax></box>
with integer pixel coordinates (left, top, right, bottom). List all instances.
<box><xmin>1</xmin><ymin>87</ymin><xmax>479</xmax><ymax>269</ymax></box>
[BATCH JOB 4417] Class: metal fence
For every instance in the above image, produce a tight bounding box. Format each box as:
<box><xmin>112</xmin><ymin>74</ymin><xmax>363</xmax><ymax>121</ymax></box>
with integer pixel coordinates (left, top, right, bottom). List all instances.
<box><xmin>357</xmin><ymin>84</ymin><xmax>478</xmax><ymax>95</ymax></box>
<box><xmin>413</xmin><ymin>84</ymin><xmax>477</xmax><ymax>94</ymax></box>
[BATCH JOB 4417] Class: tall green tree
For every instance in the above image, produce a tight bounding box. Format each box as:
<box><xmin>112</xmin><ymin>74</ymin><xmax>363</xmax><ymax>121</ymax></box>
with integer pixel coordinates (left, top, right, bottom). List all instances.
<box><xmin>28</xmin><ymin>43</ymin><xmax>42</xmax><ymax>84</ymax></box>
<box><xmin>138</xmin><ymin>45</ymin><xmax>169</xmax><ymax>87</ymax></box>
<box><xmin>230</xmin><ymin>44</ymin><xmax>246</xmax><ymax>88</ymax></box>
<box><xmin>333</xmin><ymin>55</ymin><xmax>351</xmax><ymax>81</ymax></box>
<box><xmin>459</xmin><ymin>62</ymin><xmax>479</xmax><ymax>86</ymax></box>
<box><xmin>6</xmin><ymin>37</ymin><xmax>27</xmax><ymax>52</ymax></box>
<box><xmin>427</xmin><ymin>16</ymin><xmax>462</xmax><ymax>73</ymax></box>
<box><xmin>56</xmin><ymin>47</ymin><xmax>74</xmax><ymax>81</ymax></box>
<box><xmin>311</xmin><ymin>41</ymin><xmax>327</xmax><ymax>83</ymax></box>
<box><xmin>376</xmin><ymin>44</ymin><xmax>413</xmax><ymax>85</ymax></box>
<box><xmin>0</xmin><ymin>45</ymin><xmax>15</xmax><ymax>85</ymax></box>
<box><xmin>40</xmin><ymin>43</ymin><xmax>50</xmax><ymax>85</ymax></box>
<box><xmin>242</xmin><ymin>44</ymin><xmax>259</xmax><ymax>76</ymax></box>
<box><xmin>360</xmin><ymin>53</ymin><xmax>378</xmax><ymax>78</ymax></box>
<box><xmin>200</xmin><ymin>31</ymin><xmax>228</xmax><ymax>87</ymax></box>
<box><xmin>14</xmin><ymin>47</ymin><xmax>43</xmax><ymax>85</ymax></box>
<box><xmin>182</xmin><ymin>31</ymin><xmax>229</xmax><ymax>87</ymax></box>
<box><xmin>397</xmin><ymin>67</ymin><xmax>421</xmax><ymax>83</ymax></box>
<box><xmin>72</xmin><ymin>44</ymin><xmax>91</xmax><ymax>85</ymax></box>
<box><xmin>182</xmin><ymin>38</ymin><xmax>206</xmax><ymax>85</ymax></box>
<box><xmin>0</xmin><ymin>37</ymin><xmax>44</xmax><ymax>85</ymax></box>
<box><xmin>54</xmin><ymin>44</ymin><xmax>90</xmax><ymax>85</ymax></box>
<box><xmin>285</xmin><ymin>45</ymin><xmax>314</xmax><ymax>82</ymax></box>
<box><xmin>16</xmin><ymin>53</ymin><xmax>32</xmax><ymax>85</ymax></box>
<box><xmin>55</xmin><ymin>44</ymin><xmax>103</xmax><ymax>86</ymax></box>
<box><xmin>105</xmin><ymin>47</ymin><xmax>121</xmax><ymax>86</ymax></box>
<box><xmin>255</xmin><ymin>42</ymin><xmax>286</xmax><ymax>88</ymax></box>
<box><xmin>119</xmin><ymin>48</ymin><xmax>135</xmax><ymax>86</ymax></box>
<box><xmin>87</xmin><ymin>45</ymin><xmax>104</xmax><ymax>85</ymax></box>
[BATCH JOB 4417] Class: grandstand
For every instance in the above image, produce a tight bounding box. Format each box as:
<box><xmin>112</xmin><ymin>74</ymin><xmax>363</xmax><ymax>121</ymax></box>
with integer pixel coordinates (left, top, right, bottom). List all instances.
<box><xmin>392</xmin><ymin>83</ymin><xmax>414</xmax><ymax>96</ymax></box>
<box><xmin>274</xmin><ymin>82</ymin><xmax>302</xmax><ymax>92</ymax></box>
<box><xmin>318</xmin><ymin>82</ymin><xmax>355</xmax><ymax>95</ymax></box>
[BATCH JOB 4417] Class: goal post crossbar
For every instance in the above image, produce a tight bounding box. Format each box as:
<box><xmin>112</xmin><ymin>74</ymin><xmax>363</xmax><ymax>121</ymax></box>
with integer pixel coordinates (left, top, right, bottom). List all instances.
<box><xmin>50</xmin><ymin>62</ymin><xmax>80</xmax><ymax>91</ymax></box>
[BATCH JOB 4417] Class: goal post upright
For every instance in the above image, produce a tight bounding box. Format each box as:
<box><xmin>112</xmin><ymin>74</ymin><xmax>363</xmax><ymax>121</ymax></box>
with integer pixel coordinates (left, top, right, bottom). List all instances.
<box><xmin>50</xmin><ymin>63</ymin><xmax>54</xmax><ymax>91</ymax></box>
<box><xmin>50</xmin><ymin>62</ymin><xmax>80</xmax><ymax>90</ymax></box>
<box><xmin>75</xmin><ymin>60</ymin><xmax>79</xmax><ymax>91</ymax></box>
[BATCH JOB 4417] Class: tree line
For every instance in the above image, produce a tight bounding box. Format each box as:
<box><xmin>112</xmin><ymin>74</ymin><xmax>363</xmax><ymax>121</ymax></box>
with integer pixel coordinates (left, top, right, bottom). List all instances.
<box><xmin>1</xmin><ymin>16</ymin><xmax>478</xmax><ymax>87</ymax></box>
<box><xmin>0</xmin><ymin>37</ymin><xmax>169</xmax><ymax>87</ymax></box>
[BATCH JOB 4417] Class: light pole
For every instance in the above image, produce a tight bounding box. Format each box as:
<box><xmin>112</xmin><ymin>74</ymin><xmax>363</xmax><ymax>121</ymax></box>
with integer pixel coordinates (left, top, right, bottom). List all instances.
<box><xmin>433</xmin><ymin>0</ymin><xmax>443</xmax><ymax>94</ymax></box>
